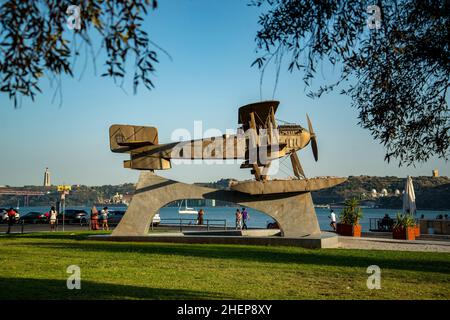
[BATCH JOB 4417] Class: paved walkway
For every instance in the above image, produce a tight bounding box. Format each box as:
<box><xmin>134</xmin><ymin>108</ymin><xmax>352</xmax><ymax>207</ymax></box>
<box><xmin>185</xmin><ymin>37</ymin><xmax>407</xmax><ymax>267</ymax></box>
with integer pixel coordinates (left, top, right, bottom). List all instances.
<box><xmin>2</xmin><ymin>224</ymin><xmax>450</xmax><ymax>252</ymax></box>
<box><xmin>338</xmin><ymin>236</ymin><xmax>450</xmax><ymax>252</ymax></box>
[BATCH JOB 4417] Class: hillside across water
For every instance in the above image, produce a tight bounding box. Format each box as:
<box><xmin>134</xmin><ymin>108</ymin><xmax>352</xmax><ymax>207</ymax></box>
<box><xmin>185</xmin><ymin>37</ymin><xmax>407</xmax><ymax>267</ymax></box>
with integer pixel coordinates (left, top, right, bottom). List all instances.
<box><xmin>311</xmin><ymin>175</ymin><xmax>450</xmax><ymax>210</ymax></box>
<box><xmin>1</xmin><ymin>176</ymin><xmax>449</xmax><ymax>210</ymax></box>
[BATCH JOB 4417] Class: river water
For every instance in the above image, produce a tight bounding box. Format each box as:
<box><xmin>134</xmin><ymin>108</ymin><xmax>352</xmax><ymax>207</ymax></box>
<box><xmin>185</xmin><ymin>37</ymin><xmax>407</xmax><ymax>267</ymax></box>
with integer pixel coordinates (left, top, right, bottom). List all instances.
<box><xmin>15</xmin><ymin>206</ymin><xmax>449</xmax><ymax>232</ymax></box>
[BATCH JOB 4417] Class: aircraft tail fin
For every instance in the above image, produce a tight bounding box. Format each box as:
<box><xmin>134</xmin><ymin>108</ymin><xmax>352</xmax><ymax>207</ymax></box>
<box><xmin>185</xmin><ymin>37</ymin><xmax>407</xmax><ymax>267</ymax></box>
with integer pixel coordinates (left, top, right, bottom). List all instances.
<box><xmin>109</xmin><ymin>124</ymin><xmax>158</xmax><ymax>153</ymax></box>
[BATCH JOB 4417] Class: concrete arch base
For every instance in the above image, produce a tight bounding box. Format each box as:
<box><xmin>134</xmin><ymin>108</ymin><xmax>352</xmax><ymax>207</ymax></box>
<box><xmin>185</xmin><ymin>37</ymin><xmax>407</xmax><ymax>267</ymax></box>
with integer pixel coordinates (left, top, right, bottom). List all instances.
<box><xmin>112</xmin><ymin>171</ymin><xmax>321</xmax><ymax>238</ymax></box>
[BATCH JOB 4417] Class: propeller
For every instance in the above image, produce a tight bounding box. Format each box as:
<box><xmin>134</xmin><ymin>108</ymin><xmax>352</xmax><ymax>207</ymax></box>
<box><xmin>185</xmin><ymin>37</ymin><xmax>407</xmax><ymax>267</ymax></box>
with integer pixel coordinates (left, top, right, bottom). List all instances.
<box><xmin>306</xmin><ymin>114</ymin><xmax>319</xmax><ymax>162</ymax></box>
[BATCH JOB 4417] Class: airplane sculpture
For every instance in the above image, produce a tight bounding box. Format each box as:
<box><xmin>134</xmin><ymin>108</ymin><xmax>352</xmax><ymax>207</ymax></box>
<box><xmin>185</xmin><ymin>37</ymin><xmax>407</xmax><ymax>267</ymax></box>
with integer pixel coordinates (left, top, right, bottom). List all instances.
<box><xmin>110</xmin><ymin>101</ymin><xmax>344</xmax><ymax>195</ymax></box>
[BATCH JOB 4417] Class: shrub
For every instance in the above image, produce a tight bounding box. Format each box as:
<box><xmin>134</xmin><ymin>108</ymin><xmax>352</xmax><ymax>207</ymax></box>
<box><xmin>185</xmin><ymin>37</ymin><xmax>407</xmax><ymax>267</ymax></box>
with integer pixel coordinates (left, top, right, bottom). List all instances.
<box><xmin>339</xmin><ymin>198</ymin><xmax>363</xmax><ymax>226</ymax></box>
<box><xmin>393</xmin><ymin>213</ymin><xmax>416</xmax><ymax>229</ymax></box>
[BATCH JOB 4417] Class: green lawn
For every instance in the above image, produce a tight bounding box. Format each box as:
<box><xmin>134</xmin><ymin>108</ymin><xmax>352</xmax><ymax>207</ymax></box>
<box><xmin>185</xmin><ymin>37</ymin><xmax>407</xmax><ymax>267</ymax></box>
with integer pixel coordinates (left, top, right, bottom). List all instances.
<box><xmin>0</xmin><ymin>231</ymin><xmax>449</xmax><ymax>300</ymax></box>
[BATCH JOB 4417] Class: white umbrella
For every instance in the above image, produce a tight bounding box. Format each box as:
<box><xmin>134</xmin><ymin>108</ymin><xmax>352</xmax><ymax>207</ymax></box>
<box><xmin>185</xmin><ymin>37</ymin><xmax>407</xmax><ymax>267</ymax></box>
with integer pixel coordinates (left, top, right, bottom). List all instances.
<box><xmin>402</xmin><ymin>175</ymin><xmax>416</xmax><ymax>216</ymax></box>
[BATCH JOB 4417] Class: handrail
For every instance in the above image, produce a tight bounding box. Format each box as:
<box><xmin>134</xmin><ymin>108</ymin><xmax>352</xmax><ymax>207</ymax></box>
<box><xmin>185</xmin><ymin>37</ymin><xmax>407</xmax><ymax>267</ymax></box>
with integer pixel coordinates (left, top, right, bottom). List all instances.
<box><xmin>369</xmin><ymin>217</ymin><xmax>422</xmax><ymax>232</ymax></box>
<box><xmin>156</xmin><ymin>218</ymin><xmax>228</xmax><ymax>232</ymax></box>
<box><xmin>161</xmin><ymin>218</ymin><xmax>227</xmax><ymax>222</ymax></box>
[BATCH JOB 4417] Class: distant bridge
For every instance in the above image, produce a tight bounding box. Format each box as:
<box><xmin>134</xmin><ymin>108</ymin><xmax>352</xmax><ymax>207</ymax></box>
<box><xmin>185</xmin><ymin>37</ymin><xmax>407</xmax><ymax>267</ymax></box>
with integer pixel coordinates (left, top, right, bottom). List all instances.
<box><xmin>0</xmin><ymin>188</ymin><xmax>47</xmax><ymax>207</ymax></box>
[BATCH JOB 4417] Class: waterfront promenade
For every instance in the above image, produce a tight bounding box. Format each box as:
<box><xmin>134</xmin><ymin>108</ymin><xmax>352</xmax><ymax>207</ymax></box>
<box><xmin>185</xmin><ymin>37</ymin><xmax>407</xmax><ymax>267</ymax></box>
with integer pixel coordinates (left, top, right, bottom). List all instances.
<box><xmin>339</xmin><ymin>236</ymin><xmax>450</xmax><ymax>252</ymax></box>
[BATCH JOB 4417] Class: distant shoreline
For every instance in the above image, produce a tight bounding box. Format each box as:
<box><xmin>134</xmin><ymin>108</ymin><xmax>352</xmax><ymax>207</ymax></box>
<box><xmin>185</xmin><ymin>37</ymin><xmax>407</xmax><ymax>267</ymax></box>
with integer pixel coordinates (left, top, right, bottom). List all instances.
<box><xmin>10</xmin><ymin>204</ymin><xmax>450</xmax><ymax>212</ymax></box>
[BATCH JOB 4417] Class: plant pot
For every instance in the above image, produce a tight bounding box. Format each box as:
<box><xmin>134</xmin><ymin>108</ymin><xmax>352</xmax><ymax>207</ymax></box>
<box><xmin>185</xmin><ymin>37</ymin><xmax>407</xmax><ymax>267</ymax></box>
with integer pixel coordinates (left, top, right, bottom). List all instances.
<box><xmin>414</xmin><ymin>225</ymin><xmax>420</xmax><ymax>237</ymax></box>
<box><xmin>393</xmin><ymin>226</ymin><xmax>416</xmax><ymax>240</ymax></box>
<box><xmin>336</xmin><ymin>223</ymin><xmax>361</xmax><ymax>237</ymax></box>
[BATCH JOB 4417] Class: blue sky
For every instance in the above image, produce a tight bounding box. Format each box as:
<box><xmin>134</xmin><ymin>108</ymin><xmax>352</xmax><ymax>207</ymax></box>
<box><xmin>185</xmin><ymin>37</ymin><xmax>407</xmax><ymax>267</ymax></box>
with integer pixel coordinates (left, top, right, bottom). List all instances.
<box><xmin>0</xmin><ymin>0</ymin><xmax>448</xmax><ymax>186</ymax></box>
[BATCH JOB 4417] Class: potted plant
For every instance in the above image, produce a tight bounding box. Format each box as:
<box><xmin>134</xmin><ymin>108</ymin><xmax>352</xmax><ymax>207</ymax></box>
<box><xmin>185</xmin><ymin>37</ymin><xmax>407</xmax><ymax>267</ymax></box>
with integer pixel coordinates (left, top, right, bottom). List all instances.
<box><xmin>392</xmin><ymin>213</ymin><xmax>416</xmax><ymax>240</ymax></box>
<box><xmin>413</xmin><ymin>217</ymin><xmax>420</xmax><ymax>237</ymax></box>
<box><xmin>414</xmin><ymin>223</ymin><xmax>420</xmax><ymax>237</ymax></box>
<box><xmin>336</xmin><ymin>198</ymin><xmax>363</xmax><ymax>237</ymax></box>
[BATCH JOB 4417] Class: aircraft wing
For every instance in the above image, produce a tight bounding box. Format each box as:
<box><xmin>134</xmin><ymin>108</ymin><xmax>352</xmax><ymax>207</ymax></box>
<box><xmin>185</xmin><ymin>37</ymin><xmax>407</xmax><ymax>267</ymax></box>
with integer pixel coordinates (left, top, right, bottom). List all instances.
<box><xmin>238</xmin><ymin>100</ymin><xmax>279</xmax><ymax>130</ymax></box>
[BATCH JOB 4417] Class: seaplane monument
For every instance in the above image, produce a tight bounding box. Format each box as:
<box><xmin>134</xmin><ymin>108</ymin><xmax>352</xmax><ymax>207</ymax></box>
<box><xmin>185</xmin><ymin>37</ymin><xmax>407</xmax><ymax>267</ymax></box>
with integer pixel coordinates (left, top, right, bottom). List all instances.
<box><xmin>109</xmin><ymin>101</ymin><xmax>346</xmax><ymax>238</ymax></box>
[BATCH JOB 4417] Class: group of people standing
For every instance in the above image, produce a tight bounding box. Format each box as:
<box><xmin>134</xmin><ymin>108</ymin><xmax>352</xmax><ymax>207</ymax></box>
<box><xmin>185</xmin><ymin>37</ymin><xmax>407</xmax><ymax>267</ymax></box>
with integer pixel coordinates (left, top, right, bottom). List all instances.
<box><xmin>90</xmin><ymin>206</ymin><xmax>109</xmax><ymax>231</ymax></box>
<box><xmin>235</xmin><ymin>207</ymin><xmax>249</xmax><ymax>230</ymax></box>
<box><xmin>195</xmin><ymin>207</ymin><xmax>251</xmax><ymax>230</ymax></box>
<box><xmin>195</xmin><ymin>207</ymin><xmax>250</xmax><ymax>230</ymax></box>
<box><xmin>4</xmin><ymin>206</ymin><xmax>58</xmax><ymax>233</ymax></box>
<box><xmin>47</xmin><ymin>205</ymin><xmax>108</xmax><ymax>231</ymax></box>
<box><xmin>6</xmin><ymin>205</ymin><xmax>254</xmax><ymax>233</ymax></box>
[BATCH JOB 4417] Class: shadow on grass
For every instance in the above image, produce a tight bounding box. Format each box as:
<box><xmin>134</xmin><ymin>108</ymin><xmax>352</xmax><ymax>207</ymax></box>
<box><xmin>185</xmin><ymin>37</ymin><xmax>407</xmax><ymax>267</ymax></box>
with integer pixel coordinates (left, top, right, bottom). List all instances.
<box><xmin>17</xmin><ymin>237</ymin><xmax>450</xmax><ymax>275</ymax></box>
<box><xmin>0</xmin><ymin>277</ymin><xmax>229</xmax><ymax>300</ymax></box>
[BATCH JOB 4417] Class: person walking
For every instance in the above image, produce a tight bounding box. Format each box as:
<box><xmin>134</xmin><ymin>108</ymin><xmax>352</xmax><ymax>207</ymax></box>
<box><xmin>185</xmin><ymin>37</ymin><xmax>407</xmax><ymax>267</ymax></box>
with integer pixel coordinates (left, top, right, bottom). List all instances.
<box><xmin>329</xmin><ymin>209</ymin><xmax>337</xmax><ymax>231</ymax></box>
<box><xmin>197</xmin><ymin>209</ymin><xmax>204</xmax><ymax>225</ymax></box>
<box><xmin>90</xmin><ymin>206</ymin><xmax>99</xmax><ymax>230</ymax></box>
<box><xmin>235</xmin><ymin>208</ymin><xmax>242</xmax><ymax>230</ymax></box>
<box><xmin>101</xmin><ymin>207</ymin><xmax>109</xmax><ymax>231</ymax></box>
<box><xmin>49</xmin><ymin>206</ymin><xmax>58</xmax><ymax>231</ymax></box>
<box><xmin>241</xmin><ymin>207</ymin><xmax>249</xmax><ymax>230</ymax></box>
<box><xmin>6</xmin><ymin>208</ymin><xmax>16</xmax><ymax>234</ymax></box>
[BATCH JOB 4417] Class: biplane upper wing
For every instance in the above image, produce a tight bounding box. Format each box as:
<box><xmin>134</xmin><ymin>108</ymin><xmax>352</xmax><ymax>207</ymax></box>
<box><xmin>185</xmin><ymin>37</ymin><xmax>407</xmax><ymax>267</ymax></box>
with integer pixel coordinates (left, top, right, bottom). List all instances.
<box><xmin>238</xmin><ymin>101</ymin><xmax>280</xmax><ymax>181</ymax></box>
<box><xmin>238</xmin><ymin>100</ymin><xmax>279</xmax><ymax>131</ymax></box>
<box><xmin>110</xmin><ymin>124</ymin><xmax>159</xmax><ymax>153</ymax></box>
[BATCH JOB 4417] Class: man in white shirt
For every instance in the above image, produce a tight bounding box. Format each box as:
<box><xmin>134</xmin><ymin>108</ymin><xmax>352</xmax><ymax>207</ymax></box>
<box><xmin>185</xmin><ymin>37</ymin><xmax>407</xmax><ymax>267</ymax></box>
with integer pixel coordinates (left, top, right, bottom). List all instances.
<box><xmin>329</xmin><ymin>210</ymin><xmax>337</xmax><ymax>231</ymax></box>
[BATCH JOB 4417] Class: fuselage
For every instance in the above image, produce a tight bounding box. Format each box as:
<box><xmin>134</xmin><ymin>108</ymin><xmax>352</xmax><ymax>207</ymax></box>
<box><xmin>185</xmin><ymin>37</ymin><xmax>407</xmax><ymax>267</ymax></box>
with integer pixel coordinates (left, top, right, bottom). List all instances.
<box><xmin>130</xmin><ymin>124</ymin><xmax>311</xmax><ymax>162</ymax></box>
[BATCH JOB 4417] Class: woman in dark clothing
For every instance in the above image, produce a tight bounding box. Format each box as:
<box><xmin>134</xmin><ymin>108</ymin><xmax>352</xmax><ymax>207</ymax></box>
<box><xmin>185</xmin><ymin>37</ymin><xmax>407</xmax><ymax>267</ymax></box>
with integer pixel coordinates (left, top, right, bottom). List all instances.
<box><xmin>90</xmin><ymin>206</ymin><xmax>100</xmax><ymax>230</ymax></box>
<box><xmin>197</xmin><ymin>209</ymin><xmax>204</xmax><ymax>225</ymax></box>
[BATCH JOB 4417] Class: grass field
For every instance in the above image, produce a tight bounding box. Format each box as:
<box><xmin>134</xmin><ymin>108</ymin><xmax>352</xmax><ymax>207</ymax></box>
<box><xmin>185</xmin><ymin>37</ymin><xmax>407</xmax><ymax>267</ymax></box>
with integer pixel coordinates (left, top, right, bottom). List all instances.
<box><xmin>0</xmin><ymin>231</ymin><xmax>449</xmax><ymax>300</ymax></box>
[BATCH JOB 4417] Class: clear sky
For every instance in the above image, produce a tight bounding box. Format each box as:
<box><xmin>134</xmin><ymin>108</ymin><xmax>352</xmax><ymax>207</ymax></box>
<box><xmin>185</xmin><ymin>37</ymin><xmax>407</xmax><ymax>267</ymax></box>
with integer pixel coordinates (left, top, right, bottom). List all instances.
<box><xmin>0</xmin><ymin>0</ymin><xmax>448</xmax><ymax>187</ymax></box>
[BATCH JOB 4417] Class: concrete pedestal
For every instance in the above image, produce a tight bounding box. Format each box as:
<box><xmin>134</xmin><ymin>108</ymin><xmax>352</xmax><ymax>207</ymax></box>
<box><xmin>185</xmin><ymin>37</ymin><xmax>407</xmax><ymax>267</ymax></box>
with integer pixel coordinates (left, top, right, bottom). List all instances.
<box><xmin>112</xmin><ymin>171</ymin><xmax>321</xmax><ymax>237</ymax></box>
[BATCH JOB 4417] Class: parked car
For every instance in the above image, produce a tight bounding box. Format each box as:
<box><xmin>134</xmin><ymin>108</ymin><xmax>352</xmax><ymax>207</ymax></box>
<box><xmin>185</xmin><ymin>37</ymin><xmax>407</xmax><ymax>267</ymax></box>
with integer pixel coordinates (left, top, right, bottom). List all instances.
<box><xmin>19</xmin><ymin>212</ymin><xmax>48</xmax><ymax>224</ymax></box>
<box><xmin>106</xmin><ymin>210</ymin><xmax>161</xmax><ymax>226</ymax></box>
<box><xmin>57</xmin><ymin>209</ymin><xmax>88</xmax><ymax>225</ymax></box>
<box><xmin>0</xmin><ymin>208</ymin><xmax>6</xmax><ymax>223</ymax></box>
<box><xmin>107</xmin><ymin>210</ymin><xmax>126</xmax><ymax>225</ymax></box>
<box><xmin>1</xmin><ymin>208</ymin><xmax>20</xmax><ymax>223</ymax></box>
<box><xmin>152</xmin><ymin>212</ymin><xmax>161</xmax><ymax>226</ymax></box>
